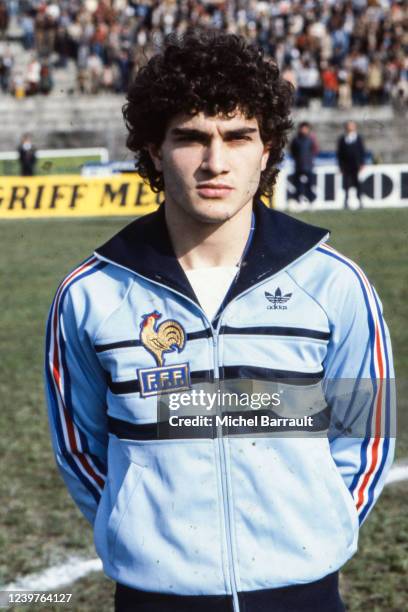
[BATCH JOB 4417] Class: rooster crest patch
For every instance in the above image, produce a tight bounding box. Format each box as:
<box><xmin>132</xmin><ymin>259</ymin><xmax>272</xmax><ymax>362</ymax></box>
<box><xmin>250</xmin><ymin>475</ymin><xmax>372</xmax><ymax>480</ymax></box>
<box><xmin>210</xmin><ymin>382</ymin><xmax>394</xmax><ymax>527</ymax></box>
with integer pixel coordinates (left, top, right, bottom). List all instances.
<box><xmin>137</xmin><ymin>311</ymin><xmax>191</xmax><ymax>397</ymax></box>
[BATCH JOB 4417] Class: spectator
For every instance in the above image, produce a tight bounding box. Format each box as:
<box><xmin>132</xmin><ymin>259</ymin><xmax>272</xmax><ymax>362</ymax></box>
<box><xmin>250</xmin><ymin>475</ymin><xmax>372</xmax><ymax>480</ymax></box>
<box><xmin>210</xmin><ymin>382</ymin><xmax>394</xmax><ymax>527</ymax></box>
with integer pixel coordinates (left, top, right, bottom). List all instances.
<box><xmin>337</xmin><ymin>121</ymin><xmax>366</xmax><ymax>210</ymax></box>
<box><xmin>367</xmin><ymin>58</ymin><xmax>385</xmax><ymax>105</ymax></box>
<box><xmin>290</xmin><ymin>122</ymin><xmax>319</xmax><ymax>203</ymax></box>
<box><xmin>116</xmin><ymin>48</ymin><xmax>131</xmax><ymax>93</ymax></box>
<box><xmin>25</xmin><ymin>54</ymin><xmax>41</xmax><ymax>95</ymax></box>
<box><xmin>0</xmin><ymin>47</ymin><xmax>13</xmax><ymax>92</ymax></box>
<box><xmin>18</xmin><ymin>133</ymin><xmax>37</xmax><ymax>176</ymax></box>
<box><xmin>87</xmin><ymin>51</ymin><xmax>103</xmax><ymax>94</ymax></box>
<box><xmin>21</xmin><ymin>13</ymin><xmax>35</xmax><ymax>50</ymax></box>
<box><xmin>0</xmin><ymin>0</ymin><xmax>9</xmax><ymax>39</ymax></box>
<box><xmin>295</xmin><ymin>59</ymin><xmax>321</xmax><ymax>107</ymax></box>
<box><xmin>321</xmin><ymin>62</ymin><xmax>339</xmax><ymax>107</ymax></box>
<box><xmin>351</xmin><ymin>49</ymin><xmax>369</xmax><ymax>101</ymax></box>
<box><xmin>54</xmin><ymin>24</ymin><xmax>70</xmax><ymax>68</ymax></box>
<box><xmin>391</xmin><ymin>76</ymin><xmax>408</xmax><ymax>113</ymax></box>
<box><xmin>338</xmin><ymin>65</ymin><xmax>352</xmax><ymax>109</ymax></box>
<box><xmin>40</xmin><ymin>59</ymin><xmax>53</xmax><ymax>94</ymax></box>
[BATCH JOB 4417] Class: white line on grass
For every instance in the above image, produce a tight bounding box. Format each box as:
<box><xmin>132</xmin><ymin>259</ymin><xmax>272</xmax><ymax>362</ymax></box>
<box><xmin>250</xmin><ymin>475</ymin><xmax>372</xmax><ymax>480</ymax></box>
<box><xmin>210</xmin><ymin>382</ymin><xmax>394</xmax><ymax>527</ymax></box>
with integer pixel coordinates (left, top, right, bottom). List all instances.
<box><xmin>0</xmin><ymin>556</ymin><xmax>102</xmax><ymax>607</ymax></box>
<box><xmin>0</xmin><ymin>461</ymin><xmax>406</xmax><ymax>600</ymax></box>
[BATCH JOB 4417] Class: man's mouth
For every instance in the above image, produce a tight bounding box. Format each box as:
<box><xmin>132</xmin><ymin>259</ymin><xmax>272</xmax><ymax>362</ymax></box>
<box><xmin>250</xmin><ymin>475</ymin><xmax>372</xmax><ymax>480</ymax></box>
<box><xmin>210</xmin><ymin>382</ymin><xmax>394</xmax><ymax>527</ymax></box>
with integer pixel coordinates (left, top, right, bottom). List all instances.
<box><xmin>196</xmin><ymin>183</ymin><xmax>234</xmax><ymax>198</ymax></box>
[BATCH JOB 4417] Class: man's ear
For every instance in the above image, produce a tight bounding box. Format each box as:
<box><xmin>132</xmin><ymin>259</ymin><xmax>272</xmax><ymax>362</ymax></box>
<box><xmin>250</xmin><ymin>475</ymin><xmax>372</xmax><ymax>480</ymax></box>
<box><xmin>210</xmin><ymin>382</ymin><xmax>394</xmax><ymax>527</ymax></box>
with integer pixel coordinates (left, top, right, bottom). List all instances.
<box><xmin>147</xmin><ymin>143</ymin><xmax>162</xmax><ymax>172</ymax></box>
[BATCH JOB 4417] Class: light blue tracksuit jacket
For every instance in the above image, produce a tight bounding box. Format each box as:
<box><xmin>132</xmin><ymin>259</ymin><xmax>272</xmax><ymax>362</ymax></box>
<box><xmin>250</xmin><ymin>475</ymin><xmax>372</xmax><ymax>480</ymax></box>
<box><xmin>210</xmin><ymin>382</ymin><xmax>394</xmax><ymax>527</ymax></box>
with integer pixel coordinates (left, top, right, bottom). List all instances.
<box><xmin>45</xmin><ymin>201</ymin><xmax>395</xmax><ymax>604</ymax></box>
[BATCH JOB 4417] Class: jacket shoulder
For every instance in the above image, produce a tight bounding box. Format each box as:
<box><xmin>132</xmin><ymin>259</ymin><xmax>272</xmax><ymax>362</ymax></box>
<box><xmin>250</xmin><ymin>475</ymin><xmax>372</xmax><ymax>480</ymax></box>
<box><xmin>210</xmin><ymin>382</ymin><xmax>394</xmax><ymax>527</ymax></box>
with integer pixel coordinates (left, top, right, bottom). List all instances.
<box><xmin>288</xmin><ymin>242</ymin><xmax>373</xmax><ymax>317</ymax></box>
<box><xmin>50</xmin><ymin>255</ymin><xmax>133</xmax><ymax>338</ymax></box>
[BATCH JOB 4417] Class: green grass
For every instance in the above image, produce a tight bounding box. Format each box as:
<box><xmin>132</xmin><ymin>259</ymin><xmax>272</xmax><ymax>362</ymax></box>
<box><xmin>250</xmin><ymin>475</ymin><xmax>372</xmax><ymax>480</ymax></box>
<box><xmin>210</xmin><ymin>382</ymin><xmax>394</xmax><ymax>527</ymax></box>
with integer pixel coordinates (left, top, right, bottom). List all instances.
<box><xmin>0</xmin><ymin>155</ymin><xmax>102</xmax><ymax>176</ymax></box>
<box><xmin>0</xmin><ymin>209</ymin><xmax>406</xmax><ymax>611</ymax></box>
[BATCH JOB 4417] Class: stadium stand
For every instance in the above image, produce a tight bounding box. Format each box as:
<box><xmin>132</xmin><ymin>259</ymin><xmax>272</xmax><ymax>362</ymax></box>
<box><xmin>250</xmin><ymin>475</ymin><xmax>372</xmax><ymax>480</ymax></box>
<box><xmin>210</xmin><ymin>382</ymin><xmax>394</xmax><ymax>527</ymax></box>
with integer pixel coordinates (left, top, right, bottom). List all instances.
<box><xmin>0</xmin><ymin>0</ymin><xmax>406</xmax><ymax>107</ymax></box>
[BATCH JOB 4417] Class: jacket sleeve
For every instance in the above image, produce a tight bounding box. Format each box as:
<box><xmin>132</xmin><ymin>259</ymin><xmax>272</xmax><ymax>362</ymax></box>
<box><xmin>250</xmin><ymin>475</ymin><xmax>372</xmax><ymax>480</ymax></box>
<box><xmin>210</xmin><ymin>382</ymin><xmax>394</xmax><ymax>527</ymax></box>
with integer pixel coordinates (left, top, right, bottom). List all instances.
<box><xmin>336</xmin><ymin>137</ymin><xmax>344</xmax><ymax>170</ymax></box>
<box><xmin>311</xmin><ymin>133</ymin><xmax>319</xmax><ymax>157</ymax></box>
<box><xmin>44</xmin><ymin>275</ymin><xmax>108</xmax><ymax>525</ymax></box>
<box><xmin>289</xmin><ymin>137</ymin><xmax>296</xmax><ymax>159</ymax></box>
<box><xmin>358</xmin><ymin>135</ymin><xmax>366</xmax><ymax>166</ymax></box>
<box><xmin>323</xmin><ymin>259</ymin><xmax>395</xmax><ymax>526</ymax></box>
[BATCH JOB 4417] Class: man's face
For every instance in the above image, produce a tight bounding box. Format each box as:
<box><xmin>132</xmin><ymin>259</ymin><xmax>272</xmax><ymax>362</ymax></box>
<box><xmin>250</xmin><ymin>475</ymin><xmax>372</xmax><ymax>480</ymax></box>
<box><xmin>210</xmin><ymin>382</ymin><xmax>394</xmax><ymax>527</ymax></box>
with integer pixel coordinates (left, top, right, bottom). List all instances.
<box><xmin>300</xmin><ymin>124</ymin><xmax>310</xmax><ymax>136</ymax></box>
<box><xmin>346</xmin><ymin>121</ymin><xmax>356</xmax><ymax>133</ymax></box>
<box><xmin>148</xmin><ymin>110</ymin><xmax>270</xmax><ymax>224</ymax></box>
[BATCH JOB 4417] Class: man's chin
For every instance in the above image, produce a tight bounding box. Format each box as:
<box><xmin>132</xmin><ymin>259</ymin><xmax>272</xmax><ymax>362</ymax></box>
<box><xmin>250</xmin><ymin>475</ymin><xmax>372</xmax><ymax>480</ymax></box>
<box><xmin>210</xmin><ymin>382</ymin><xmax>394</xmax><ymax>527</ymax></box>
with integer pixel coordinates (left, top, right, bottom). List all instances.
<box><xmin>189</xmin><ymin>198</ymin><xmax>247</xmax><ymax>224</ymax></box>
<box><xmin>190</xmin><ymin>208</ymin><xmax>235</xmax><ymax>225</ymax></box>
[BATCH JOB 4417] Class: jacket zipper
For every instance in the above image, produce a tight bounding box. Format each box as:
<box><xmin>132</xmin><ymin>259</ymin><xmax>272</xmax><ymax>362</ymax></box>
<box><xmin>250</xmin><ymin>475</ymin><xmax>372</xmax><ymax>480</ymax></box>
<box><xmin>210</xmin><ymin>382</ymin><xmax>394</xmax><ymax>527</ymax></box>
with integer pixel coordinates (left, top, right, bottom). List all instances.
<box><xmin>211</xmin><ymin>317</ymin><xmax>241</xmax><ymax>612</ymax></box>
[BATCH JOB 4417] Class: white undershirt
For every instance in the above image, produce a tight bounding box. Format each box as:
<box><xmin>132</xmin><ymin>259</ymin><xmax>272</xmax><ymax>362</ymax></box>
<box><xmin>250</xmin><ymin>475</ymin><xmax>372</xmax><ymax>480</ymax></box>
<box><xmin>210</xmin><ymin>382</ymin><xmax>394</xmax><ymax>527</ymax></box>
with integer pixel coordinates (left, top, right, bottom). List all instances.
<box><xmin>185</xmin><ymin>266</ymin><xmax>239</xmax><ymax>322</ymax></box>
<box><xmin>345</xmin><ymin>132</ymin><xmax>357</xmax><ymax>144</ymax></box>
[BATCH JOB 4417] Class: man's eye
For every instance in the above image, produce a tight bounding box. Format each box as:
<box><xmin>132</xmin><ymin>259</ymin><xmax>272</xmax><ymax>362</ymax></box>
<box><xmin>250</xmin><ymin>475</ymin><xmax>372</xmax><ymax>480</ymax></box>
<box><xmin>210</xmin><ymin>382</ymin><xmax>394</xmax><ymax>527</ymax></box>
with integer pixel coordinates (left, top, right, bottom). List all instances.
<box><xmin>227</xmin><ymin>136</ymin><xmax>252</xmax><ymax>142</ymax></box>
<box><xmin>175</xmin><ymin>136</ymin><xmax>204</xmax><ymax>144</ymax></box>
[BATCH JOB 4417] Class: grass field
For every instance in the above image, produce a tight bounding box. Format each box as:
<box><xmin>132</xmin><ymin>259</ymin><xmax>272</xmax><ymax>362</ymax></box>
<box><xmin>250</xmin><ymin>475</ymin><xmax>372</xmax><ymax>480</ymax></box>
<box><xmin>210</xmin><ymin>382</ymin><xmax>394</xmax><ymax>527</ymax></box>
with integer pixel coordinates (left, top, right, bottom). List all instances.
<box><xmin>0</xmin><ymin>208</ymin><xmax>407</xmax><ymax>611</ymax></box>
<box><xmin>0</xmin><ymin>155</ymin><xmax>103</xmax><ymax>177</ymax></box>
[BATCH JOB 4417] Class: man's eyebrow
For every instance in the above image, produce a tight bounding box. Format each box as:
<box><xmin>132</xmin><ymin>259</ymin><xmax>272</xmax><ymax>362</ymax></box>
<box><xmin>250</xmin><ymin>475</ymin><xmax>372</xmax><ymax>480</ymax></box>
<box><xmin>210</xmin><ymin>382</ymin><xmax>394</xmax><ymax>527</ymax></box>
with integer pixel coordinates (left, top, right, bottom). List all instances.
<box><xmin>223</xmin><ymin>127</ymin><xmax>258</xmax><ymax>137</ymax></box>
<box><xmin>170</xmin><ymin>127</ymin><xmax>258</xmax><ymax>138</ymax></box>
<box><xmin>170</xmin><ymin>128</ymin><xmax>209</xmax><ymax>138</ymax></box>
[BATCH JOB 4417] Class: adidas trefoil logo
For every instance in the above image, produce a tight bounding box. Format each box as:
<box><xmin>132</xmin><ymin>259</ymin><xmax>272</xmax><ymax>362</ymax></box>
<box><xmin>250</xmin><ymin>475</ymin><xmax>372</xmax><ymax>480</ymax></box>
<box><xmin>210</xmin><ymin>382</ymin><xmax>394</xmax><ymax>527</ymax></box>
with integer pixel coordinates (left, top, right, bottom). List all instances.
<box><xmin>265</xmin><ymin>287</ymin><xmax>292</xmax><ymax>310</ymax></box>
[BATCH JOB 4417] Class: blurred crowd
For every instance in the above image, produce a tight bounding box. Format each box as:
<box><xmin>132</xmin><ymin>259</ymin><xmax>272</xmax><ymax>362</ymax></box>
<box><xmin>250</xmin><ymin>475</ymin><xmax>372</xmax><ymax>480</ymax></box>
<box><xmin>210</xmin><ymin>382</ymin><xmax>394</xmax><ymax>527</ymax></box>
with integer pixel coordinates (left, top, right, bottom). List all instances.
<box><xmin>0</xmin><ymin>0</ymin><xmax>407</xmax><ymax>107</ymax></box>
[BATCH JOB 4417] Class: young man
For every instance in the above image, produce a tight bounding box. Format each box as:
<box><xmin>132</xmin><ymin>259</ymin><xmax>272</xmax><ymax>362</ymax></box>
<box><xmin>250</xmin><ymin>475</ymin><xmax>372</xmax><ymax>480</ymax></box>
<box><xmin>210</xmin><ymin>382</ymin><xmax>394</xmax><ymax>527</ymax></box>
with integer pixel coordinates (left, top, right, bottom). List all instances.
<box><xmin>18</xmin><ymin>133</ymin><xmax>37</xmax><ymax>176</ymax></box>
<box><xmin>337</xmin><ymin>121</ymin><xmax>367</xmax><ymax>209</ymax></box>
<box><xmin>45</xmin><ymin>31</ymin><xmax>394</xmax><ymax>612</ymax></box>
<box><xmin>289</xmin><ymin>121</ymin><xmax>319</xmax><ymax>203</ymax></box>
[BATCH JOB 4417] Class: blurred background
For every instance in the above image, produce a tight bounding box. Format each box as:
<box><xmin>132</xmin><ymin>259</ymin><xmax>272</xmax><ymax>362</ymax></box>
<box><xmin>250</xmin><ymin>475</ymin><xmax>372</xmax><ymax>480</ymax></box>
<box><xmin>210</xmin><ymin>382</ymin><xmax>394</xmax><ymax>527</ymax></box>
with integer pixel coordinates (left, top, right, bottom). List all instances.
<box><xmin>0</xmin><ymin>1</ymin><xmax>407</xmax><ymax>610</ymax></box>
<box><xmin>0</xmin><ymin>0</ymin><xmax>407</xmax><ymax>172</ymax></box>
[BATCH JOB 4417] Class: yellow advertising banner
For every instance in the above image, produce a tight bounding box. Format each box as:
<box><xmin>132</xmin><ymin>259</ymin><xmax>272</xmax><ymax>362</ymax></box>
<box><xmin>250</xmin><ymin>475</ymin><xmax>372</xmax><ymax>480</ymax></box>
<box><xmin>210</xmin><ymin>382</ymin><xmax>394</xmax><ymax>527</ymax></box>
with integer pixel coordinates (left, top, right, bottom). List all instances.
<box><xmin>0</xmin><ymin>174</ymin><xmax>161</xmax><ymax>218</ymax></box>
<box><xmin>0</xmin><ymin>174</ymin><xmax>275</xmax><ymax>219</ymax></box>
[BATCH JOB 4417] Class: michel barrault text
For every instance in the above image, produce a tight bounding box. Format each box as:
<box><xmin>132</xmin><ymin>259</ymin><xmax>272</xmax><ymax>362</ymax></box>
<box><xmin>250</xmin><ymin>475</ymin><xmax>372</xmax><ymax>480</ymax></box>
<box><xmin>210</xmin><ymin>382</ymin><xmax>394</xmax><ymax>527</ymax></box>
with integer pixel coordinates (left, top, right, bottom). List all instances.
<box><xmin>168</xmin><ymin>415</ymin><xmax>314</xmax><ymax>428</ymax></box>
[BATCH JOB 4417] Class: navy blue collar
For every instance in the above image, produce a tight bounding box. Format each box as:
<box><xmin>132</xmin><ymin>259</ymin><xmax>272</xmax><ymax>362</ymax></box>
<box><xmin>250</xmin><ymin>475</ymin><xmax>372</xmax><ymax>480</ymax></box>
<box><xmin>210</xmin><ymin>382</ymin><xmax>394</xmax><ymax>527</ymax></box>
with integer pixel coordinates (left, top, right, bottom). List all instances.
<box><xmin>95</xmin><ymin>200</ymin><xmax>329</xmax><ymax>306</ymax></box>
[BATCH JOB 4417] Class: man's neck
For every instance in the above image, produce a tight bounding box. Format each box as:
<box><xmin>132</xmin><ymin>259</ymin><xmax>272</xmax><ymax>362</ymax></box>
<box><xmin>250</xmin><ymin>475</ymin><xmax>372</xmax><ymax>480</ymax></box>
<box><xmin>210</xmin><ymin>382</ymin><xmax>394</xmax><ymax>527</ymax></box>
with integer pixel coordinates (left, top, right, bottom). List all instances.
<box><xmin>164</xmin><ymin>199</ymin><xmax>253</xmax><ymax>271</ymax></box>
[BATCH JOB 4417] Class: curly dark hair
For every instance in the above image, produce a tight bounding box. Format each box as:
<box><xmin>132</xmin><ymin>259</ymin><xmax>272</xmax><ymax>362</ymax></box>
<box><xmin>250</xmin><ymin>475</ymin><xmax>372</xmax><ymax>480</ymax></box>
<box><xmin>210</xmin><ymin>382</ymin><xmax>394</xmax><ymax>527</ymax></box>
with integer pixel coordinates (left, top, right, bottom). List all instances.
<box><xmin>123</xmin><ymin>30</ymin><xmax>294</xmax><ymax>197</ymax></box>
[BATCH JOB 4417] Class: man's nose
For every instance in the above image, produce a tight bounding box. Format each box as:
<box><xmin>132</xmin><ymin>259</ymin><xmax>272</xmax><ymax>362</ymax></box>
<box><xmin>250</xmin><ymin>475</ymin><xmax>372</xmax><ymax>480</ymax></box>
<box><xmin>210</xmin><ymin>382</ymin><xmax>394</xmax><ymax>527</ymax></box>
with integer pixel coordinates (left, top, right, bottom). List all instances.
<box><xmin>200</xmin><ymin>139</ymin><xmax>228</xmax><ymax>175</ymax></box>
